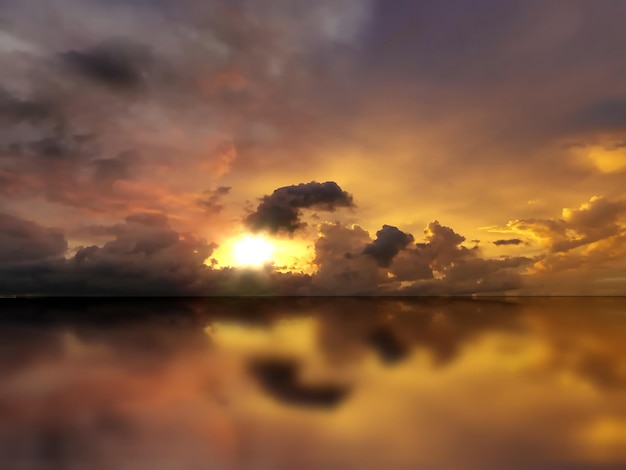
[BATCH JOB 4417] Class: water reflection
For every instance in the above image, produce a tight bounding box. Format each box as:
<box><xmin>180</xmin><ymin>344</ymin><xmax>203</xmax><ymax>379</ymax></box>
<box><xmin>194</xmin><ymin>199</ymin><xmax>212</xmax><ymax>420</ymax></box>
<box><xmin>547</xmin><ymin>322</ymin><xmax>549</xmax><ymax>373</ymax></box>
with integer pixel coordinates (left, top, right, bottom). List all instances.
<box><xmin>1</xmin><ymin>298</ymin><xmax>626</xmax><ymax>469</ymax></box>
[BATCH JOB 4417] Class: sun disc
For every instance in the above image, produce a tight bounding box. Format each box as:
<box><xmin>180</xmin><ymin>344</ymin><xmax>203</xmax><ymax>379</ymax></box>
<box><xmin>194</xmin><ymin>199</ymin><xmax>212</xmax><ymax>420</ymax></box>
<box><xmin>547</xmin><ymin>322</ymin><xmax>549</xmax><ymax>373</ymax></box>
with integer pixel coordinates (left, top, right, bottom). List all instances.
<box><xmin>233</xmin><ymin>235</ymin><xmax>274</xmax><ymax>267</ymax></box>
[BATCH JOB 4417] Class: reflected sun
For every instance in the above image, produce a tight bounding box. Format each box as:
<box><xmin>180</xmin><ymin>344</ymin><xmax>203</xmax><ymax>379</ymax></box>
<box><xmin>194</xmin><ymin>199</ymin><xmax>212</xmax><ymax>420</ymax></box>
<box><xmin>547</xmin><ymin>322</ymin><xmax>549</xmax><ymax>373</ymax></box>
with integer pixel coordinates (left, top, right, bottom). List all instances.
<box><xmin>233</xmin><ymin>235</ymin><xmax>274</xmax><ymax>267</ymax></box>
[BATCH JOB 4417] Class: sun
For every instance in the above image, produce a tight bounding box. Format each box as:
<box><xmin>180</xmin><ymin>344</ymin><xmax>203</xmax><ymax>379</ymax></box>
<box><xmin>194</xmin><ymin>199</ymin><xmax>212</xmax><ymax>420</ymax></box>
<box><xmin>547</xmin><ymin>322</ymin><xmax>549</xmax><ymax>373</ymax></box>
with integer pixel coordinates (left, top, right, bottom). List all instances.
<box><xmin>232</xmin><ymin>235</ymin><xmax>274</xmax><ymax>267</ymax></box>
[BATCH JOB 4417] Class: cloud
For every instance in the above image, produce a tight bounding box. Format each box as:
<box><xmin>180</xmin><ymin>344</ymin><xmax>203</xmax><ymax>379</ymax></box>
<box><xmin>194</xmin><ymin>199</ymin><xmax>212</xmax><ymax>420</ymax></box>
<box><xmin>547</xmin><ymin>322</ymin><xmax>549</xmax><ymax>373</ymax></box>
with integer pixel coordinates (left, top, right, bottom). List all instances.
<box><xmin>0</xmin><ymin>213</ymin><xmax>215</xmax><ymax>296</ymax></box>
<box><xmin>412</xmin><ymin>256</ymin><xmax>530</xmax><ymax>296</ymax></box>
<box><xmin>197</xmin><ymin>186</ymin><xmax>231</xmax><ymax>214</ymax></box>
<box><xmin>0</xmin><ymin>1</ymin><xmax>624</xmax><ymax>296</ymax></box>
<box><xmin>0</xmin><ymin>212</ymin><xmax>317</xmax><ymax>296</ymax></box>
<box><xmin>387</xmin><ymin>222</ymin><xmax>531</xmax><ymax>296</ymax></box>
<box><xmin>362</xmin><ymin>225</ymin><xmax>414</xmax><ymax>267</ymax></box>
<box><xmin>417</xmin><ymin>221</ymin><xmax>478</xmax><ymax>273</ymax></box>
<box><xmin>60</xmin><ymin>39</ymin><xmax>152</xmax><ymax>90</ymax></box>
<box><xmin>490</xmin><ymin>196</ymin><xmax>626</xmax><ymax>283</ymax></box>
<box><xmin>11</xmin><ymin>193</ymin><xmax>621</xmax><ymax>296</ymax></box>
<box><xmin>244</xmin><ymin>181</ymin><xmax>355</xmax><ymax>234</ymax></box>
<box><xmin>97</xmin><ymin>212</ymin><xmax>181</xmax><ymax>255</ymax></box>
<box><xmin>0</xmin><ymin>213</ymin><xmax>67</xmax><ymax>262</ymax></box>
<box><xmin>0</xmin><ymin>0</ymin><xmax>373</xmax><ymax>226</ymax></box>
<box><xmin>493</xmin><ymin>239</ymin><xmax>524</xmax><ymax>246</ymax></box>
<box><xmin>571</xmin><ymin>97</ymin><xmax>626</xmax><ymax>133</ymax></box>
<box><xmin>502</xmin><ymin>196</ymin><xmax>626</xmax><ymax>255</ymax></box>
<box><xmin>0</xmin><ymin>87</ymin><xmax>57</xmax><ymax>124</ymax></box>
<box><xmin>92</xmin><ymin>151</ymin><xmax>140</xmax><ymax>189</ymax></box>
<box><xmin>311</xmin><ymin>223</ymin><xmax>381</xmax><ymax>295</ymax></box>
<box><xmin>310</xmin><ymin>220</ymin><xmax>530</xmax><ymax>296</ymax></box>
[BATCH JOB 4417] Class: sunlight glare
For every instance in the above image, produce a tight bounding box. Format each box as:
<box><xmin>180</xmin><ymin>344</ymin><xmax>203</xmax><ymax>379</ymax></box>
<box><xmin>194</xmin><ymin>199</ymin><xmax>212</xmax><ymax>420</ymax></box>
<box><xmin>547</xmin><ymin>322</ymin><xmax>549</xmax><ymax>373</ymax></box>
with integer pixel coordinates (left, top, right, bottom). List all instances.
<box><xmin>233</xmin><ymin>235</ymin><xmax>274</xmax><ymax>267</ymax></box>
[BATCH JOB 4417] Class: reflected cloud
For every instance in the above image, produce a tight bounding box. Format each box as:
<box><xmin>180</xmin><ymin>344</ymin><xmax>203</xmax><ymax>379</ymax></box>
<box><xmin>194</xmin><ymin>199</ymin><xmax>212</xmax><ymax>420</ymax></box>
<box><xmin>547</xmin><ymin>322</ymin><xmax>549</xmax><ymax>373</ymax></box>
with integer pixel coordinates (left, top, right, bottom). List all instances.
<box><xmin>1</xmin><ymin>298</ymin><xmax>626</xmax><ymax>469</ymax></box>
<box><xmin>248</xmin><ymin>357</ymin><xmax>350</xmax><ymax>409</ymax></box>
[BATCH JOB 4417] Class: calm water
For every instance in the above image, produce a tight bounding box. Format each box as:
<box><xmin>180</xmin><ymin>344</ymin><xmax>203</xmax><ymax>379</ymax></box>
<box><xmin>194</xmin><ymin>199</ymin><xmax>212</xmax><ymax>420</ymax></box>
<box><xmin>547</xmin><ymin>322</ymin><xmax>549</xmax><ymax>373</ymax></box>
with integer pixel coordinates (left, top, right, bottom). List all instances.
<box><xmin>1</xmin><ymin>298</ymin><xmax>626</xmax><ymax>470</ymax></box>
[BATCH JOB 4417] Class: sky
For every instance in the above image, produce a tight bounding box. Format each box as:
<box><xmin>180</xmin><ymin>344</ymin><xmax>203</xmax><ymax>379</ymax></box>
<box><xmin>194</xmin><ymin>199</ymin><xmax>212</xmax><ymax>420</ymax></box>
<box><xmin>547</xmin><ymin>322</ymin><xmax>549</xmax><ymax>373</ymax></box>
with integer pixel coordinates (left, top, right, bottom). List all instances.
<box><xmin>1</xmin><ymin>0</ymin><xmax>626</xmax><ymax>296</ymax></box>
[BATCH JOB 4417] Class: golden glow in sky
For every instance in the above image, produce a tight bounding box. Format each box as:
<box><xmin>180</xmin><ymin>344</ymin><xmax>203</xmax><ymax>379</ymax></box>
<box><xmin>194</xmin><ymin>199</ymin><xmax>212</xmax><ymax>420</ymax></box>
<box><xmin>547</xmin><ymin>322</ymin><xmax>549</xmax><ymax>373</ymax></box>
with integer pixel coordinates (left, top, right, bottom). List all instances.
<box><xmin>210</xmin><ymin>232</ymin><xmax>315</xmax><ymax>273</ymax></box>
<box><xmin>232</xmin><ymin>235</ymin><xmax>274</xmax><ymax>267</ymax></box>
<box><xmin>3</xmin><ymin>0</ymin><xmax>626</xmax><ymax>296</ymax></box>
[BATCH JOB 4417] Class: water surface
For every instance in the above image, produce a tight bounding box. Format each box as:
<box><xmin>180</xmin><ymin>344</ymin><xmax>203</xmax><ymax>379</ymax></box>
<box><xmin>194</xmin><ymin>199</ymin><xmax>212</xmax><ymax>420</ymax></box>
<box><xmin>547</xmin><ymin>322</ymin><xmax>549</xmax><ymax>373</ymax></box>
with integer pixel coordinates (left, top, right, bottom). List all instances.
<box><xmin>1</xmin><ymin>298</ymin><xmax>625</xmax><ymax>469</ymax></box>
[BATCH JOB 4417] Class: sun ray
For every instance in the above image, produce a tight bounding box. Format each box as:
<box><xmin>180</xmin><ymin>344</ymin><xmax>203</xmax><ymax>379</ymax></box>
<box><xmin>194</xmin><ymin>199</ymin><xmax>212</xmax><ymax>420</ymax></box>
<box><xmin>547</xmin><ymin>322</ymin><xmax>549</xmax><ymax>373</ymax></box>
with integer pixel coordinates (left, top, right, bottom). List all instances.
<box><xmin>232</xmin><ymin>235</ymin><xmax>274</xmax><ymax>267</ymax></box>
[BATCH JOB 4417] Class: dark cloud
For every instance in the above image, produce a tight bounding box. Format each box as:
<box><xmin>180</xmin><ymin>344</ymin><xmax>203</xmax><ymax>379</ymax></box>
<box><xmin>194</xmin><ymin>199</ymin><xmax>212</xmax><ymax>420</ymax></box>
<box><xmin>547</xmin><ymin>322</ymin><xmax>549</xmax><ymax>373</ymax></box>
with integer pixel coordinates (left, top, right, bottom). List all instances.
<box><xmin>245</xmin><ymin>181</ymin><xmax>355</xmax><ymax>234</ymax></box>
<box><xmin>1</xmin><ymin>0</ymin><xmax>624</xmax><ymax>297</ymax></box>
<box><xmin>493</xmin><ymin>238</ymin><xmax>524</xmax><ymax>246</ymax></box>
<box><xmin>0</xmin><ymin>121</ymin><xmax>140</xmax><ymax>212</ymax></box>
<box><xmin>0</xmin><ymin>88</ymin><xmax>57</xmax><ymax>124</ymax></box>
<box><xmin>506</xmin><ymin>197</ymin><xmax>626</xmax><ymax>256</ymax></box>
<box><xmin>60</xmin><ymin>40</ymin><xmax>152</xmax><ymax>90</ymax></box>
<box><xmin>125</xmin><ymin>212</ymin><xmax>169</xmax><ymax>227</ymax></box>
<box><xmin>0</xmin><ymin>209</ymin><xmax>534</xmax><ymax>297</ymax></box>
<box><xmin>92</xmin><ymin>151</ymin><xmax>140</xmax><ymax>188</ymax></box>
<box><xmin>312</xmin><ymin>223</ymin><xmax>381</xmax><ymax>294</ymax></box>
<box><xmin>108</xmin><ymin>214</ymin><xmax>179</xmax><ymax>255</ymax></box>
<box><xmin>362</xmin><ymin>224</ymin><xmax>414</xmax><ymax>267</ymax></box>
<box><xmin>418</xmin><ymin>221</ymin><xmax>477</xmax><ymax>271</ymax></box>
<box><xmin>310</xmin><ymin>219</ymin><xmax>531</xmax><ymax>296</ymax></box>
<box><xmin>0</xmin><ymin>214</ymin><xmax>211</xmax><ymax>296</ymax></box>
<box><xmin>0</xmin><ymin>213</ymin><xmax>67</xmax><ymax>263</ymax></box>
<box><xmin>0</xmin><ymin>213</ymin><xmax>316</xmax><ymax>296</ymax></box>
<box><xmin>498</xmin><ymin>197</ymin><xmax>626</xmax><ymax>276</ymax></box>
<box><xmin>571</xmin><ymin>97</ymin><xmax>626</xmax><ymax>133</ymax></box>
<box><xmin>197</xmin><ymin>186</ymin><xmax>231</xmax><ymax>214</ymax></box>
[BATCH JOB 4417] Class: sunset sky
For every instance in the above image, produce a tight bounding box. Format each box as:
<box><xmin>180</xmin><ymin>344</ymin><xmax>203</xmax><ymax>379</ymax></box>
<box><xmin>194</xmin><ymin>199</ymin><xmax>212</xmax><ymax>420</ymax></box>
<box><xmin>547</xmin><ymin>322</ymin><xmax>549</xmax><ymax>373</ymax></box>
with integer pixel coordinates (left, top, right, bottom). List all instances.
<box><xmin>1</xmin><ymin>0</ymin><xmax>626</xmax><ymax>295</ymax></box>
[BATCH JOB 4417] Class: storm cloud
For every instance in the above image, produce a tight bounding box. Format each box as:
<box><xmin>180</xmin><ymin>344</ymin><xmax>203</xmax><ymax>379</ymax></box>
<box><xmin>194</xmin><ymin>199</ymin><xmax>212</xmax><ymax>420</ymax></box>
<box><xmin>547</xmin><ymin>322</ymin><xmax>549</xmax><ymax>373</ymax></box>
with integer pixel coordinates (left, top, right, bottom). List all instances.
<box><xmin>244</xmin><ymin>181</ymin><xmax>355</xmax><ymax>234</ymax></box>
<box><xmin>363</xmin><ymin>225</ymin><xmax>414</xmax><ymax>267</ymax></box>
<box><xmin>197</xmin><ymin>186</ymin><xmax>231</xmax><ymax>214</ymax></box>
<box><xmin>0</xmin><ymin>213</ymin><xmax>67</xmax><ymax>263</ymax></box>
<box><xmin>493</xmin><ymin>239</ymin><xmax>524</xmax><ymax>246</ymax></box>
<box><xmin>0</xmin><ymin>206</ymin><xmax>533</xmax><ymax>297</ymax></box>
<box><xmin>60</xmin><ymin>40</ymin><xmax>152</xmax><ymax>90</ymax></box>
<box><xmin>1</xmin><ymin>1</ymin><xmax>626</xmax><ymax>295</ymax></box>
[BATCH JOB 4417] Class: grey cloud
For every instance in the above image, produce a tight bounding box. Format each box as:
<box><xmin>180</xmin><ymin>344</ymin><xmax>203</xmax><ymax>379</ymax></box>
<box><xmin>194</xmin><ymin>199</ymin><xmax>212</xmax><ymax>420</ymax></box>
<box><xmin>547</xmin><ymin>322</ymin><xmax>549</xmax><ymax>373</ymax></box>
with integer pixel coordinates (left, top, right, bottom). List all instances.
<box><xmin>85</xmin><ymin>213</ymin><xmax>183</xmax><ymax>256</ymax></box>
<box><xmin>571</xmin><ymin>97</ymin><xmax>626</xmax><ymax>133</ymax></box>
<box><xmin>0</xmin><ymin>213</ymin><xmax>314</xmax><ymax>296</ymax></box>
<box><xmin>0</xmin><ymin>211</ymin><xmax>532</xmax><ymax>297</ymax></box>
<box><xmin>312</xmin><ymin>223</ymin><xmax>381</xmax><ymax>295</ymax></box>
<box><xmin>245</xmin><ymin>181</ymin><xmax>355</xmax><ymax>234</ymax></box>
<box><xmin>60</xmin><ymin>39</ymin><xmax>152</xmax><ymax>90</ymax></box>
<box><xmin>311</xmin><ymin>220</ymin><xmax>529</xmax><ymax>296</ymax></box>
<box><xmin>432</xmin><ymin>257</ymin><xmax>531</xmax><ymax>295</ymax></box>
<box><xmin>0</xmin><ymin>88</ymin><xmax>58</xmax><ymax>124</ymax></box>
<box><xmin>417</xmin><ymin>221</ymin><xmax>477</xmax><ymax>273</ymax></box>
<box><xmin>387</xmin><ymin>248</ymin><xmax>433</xmax><ymax>283</ymax></box>
<box><xmin>197</xmin><ymin>186</ymin><xmax>231</xmax><ymax>214</ymax></box>
<box><xmin>0</xmin><ymin>213</ymin><xmax>67</xmax><ymax>263</ymax></box>
<box><xmin>507</xmin><ymin>197</ymin><xmax>626</xmax><ymax>255</ymax></box>
<box><xmin>0</xmin><ymin>213</ymin><xmax>208</xmax><ymax>295</ymax></box>
<box><xmin>0</xmin><ymin>0</ymin><xmax>374</xmax><ymax>218</ymax></box>
<box><xmin>125</xmin><ymin>212</ymin><xmax>169</xmax><ymax>227</ymax></box>
<box><xmin>387</xmin><ymin>223</ymin><xmax>531</xmax><ymax>295</ymax></box>
<box><xmin>493</xmin><ymin>238</ymin><xmax>524</xmax><ymax>246</ymax></box>
<box><xmin>0</xmin><ymin>124</ymin><xmax>144</xmax><ymax>213</ymax></box>
<box><xmin>92</xmin><ymin>151</ymin><xmax>140</xmax><ymax>188</ymax></box>
<box><xmin>362</xmin><ymin>225</ymin><xmax>414</xmax><ymax>267</ymax></box>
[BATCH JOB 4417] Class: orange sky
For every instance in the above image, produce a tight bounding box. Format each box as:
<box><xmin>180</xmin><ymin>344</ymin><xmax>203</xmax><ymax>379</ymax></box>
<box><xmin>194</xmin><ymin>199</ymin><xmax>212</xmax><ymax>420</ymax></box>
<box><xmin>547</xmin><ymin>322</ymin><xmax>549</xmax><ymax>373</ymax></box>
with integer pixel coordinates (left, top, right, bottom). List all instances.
<box><xmin>1</xmin><ymin>0</ymin><xmax>625</xmax><ymax>295</ymax></box>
